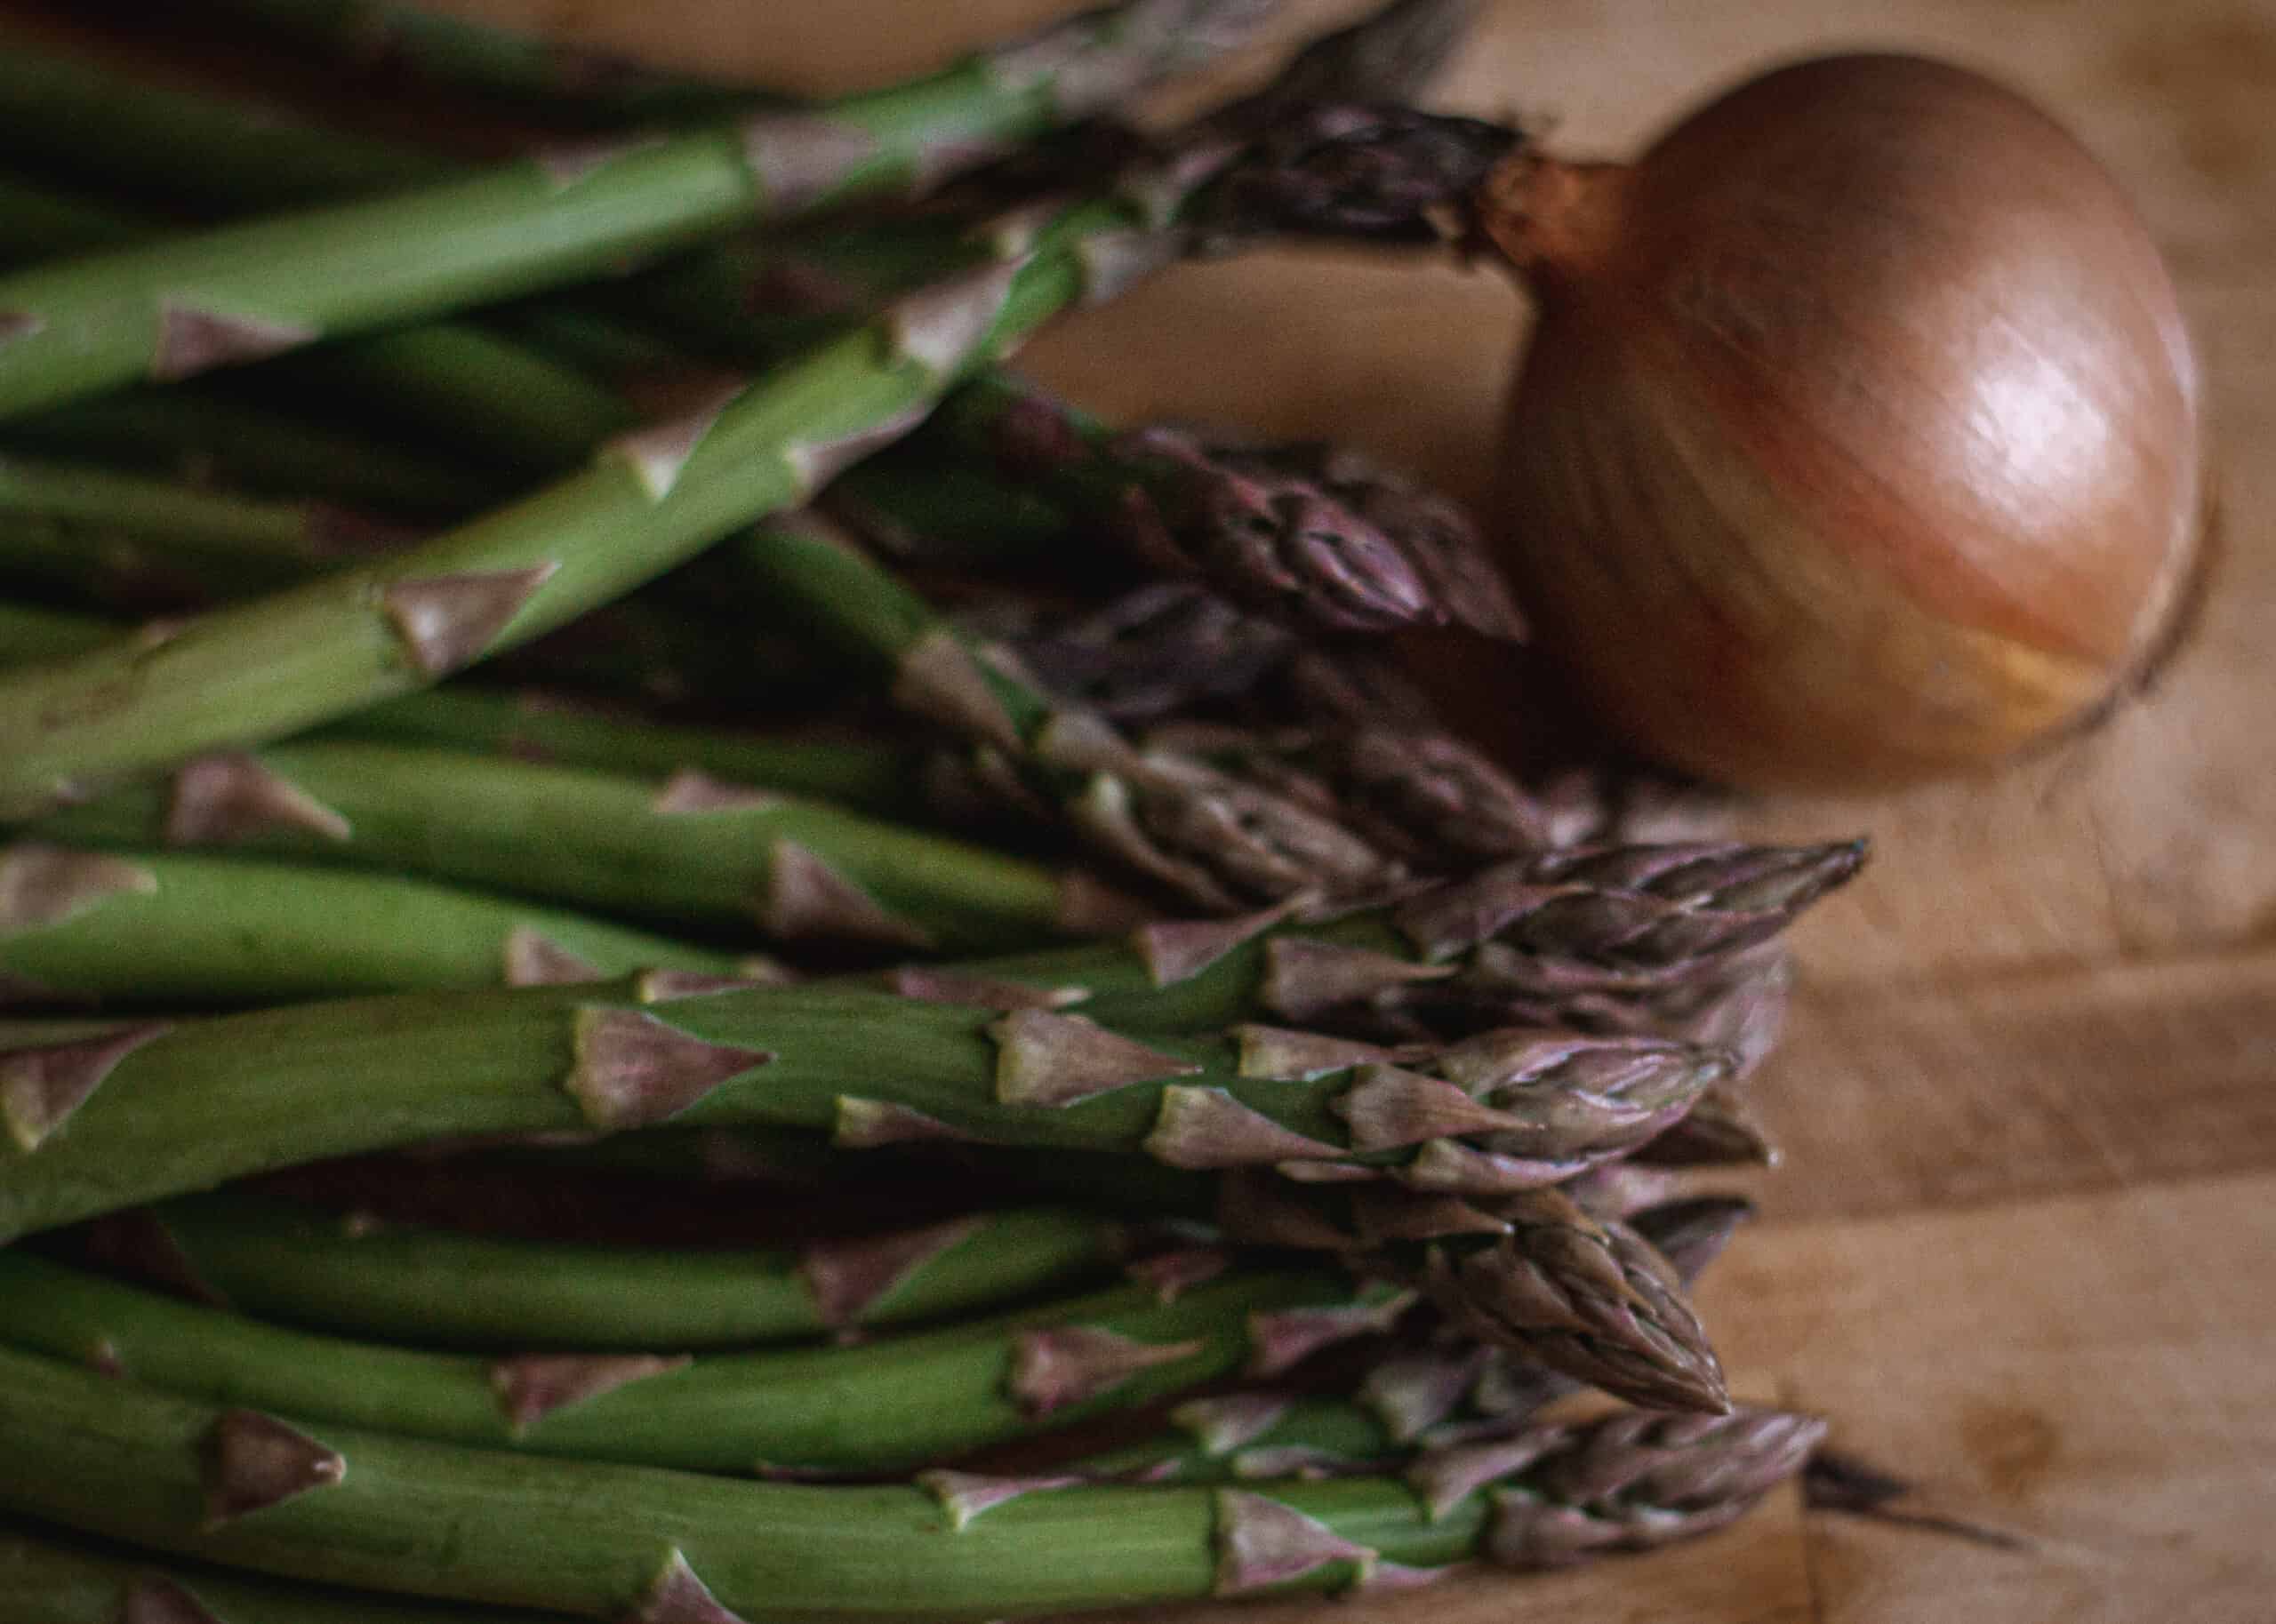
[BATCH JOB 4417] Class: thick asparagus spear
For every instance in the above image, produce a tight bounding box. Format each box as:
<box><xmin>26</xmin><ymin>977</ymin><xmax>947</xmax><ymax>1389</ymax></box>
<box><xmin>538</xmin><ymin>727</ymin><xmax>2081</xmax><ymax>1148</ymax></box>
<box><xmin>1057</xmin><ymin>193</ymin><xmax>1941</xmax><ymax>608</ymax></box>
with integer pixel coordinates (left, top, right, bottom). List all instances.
<box><xmin>26</xmin><ymin>740</ymin><xmax>1134</xmax><ymax>955</ymax></box>
<box><xmin>0</xmin><ymin>172</ymin><xmax>1203</xmax><ymax>815</ymax></box>
<box><xmin>0</xmin><ymin>1340</ymin><xmax>1822</xmax><ymax>1618</ymax></box>
<box><xmin>0</xmin><ymin>840</ymin><xmax>755</xmax><ymax>1004</ymax></box>
<box><xmin>0</xmin><ymin>974</ymin><xmax>1727</xmax><ymax>1241</ymax></box>
<box><xmin>0</xmin><ymin>1248</ymin><xmax>1366</xmax><ymax>1474</ymax></box>
<box><xmin>141</xmin><ymin>1192</ymin><xmax>1129</xmax><ymax>1350</ymax></box>
<box><xmin>0</xmin><ymin>0</ymin><xmax>1266</xmax><ymax>422</ymax></box>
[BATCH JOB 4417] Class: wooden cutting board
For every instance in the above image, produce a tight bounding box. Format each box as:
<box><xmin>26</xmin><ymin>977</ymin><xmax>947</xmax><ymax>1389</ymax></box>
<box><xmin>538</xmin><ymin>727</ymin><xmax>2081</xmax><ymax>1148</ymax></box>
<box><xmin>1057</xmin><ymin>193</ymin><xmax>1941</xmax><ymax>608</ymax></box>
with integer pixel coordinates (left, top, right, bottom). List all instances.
<box><xmin>132</xmin><ymin>0</ymin><xmax>2276</xmax><ymax>1615</ymax></box>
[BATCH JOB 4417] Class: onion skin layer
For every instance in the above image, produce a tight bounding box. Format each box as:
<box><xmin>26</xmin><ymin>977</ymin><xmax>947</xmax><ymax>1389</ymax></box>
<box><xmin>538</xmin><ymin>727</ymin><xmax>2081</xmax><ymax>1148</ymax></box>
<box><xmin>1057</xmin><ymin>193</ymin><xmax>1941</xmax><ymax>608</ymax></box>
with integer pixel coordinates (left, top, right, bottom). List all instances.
<box><xmin>1482</xmin><ymin>54</ymin><xmax>2205</xmax><ymax>790</ymax></box>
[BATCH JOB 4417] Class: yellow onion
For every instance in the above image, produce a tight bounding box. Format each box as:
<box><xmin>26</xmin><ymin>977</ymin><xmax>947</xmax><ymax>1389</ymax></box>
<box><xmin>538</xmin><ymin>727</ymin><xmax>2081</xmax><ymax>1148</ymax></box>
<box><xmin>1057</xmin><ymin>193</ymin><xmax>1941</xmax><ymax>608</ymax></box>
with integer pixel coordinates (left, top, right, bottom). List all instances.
<box><xmin>1476</xmin><ymin>54</ymin><xmax>2206</xmax><ymax>789</ymax></box>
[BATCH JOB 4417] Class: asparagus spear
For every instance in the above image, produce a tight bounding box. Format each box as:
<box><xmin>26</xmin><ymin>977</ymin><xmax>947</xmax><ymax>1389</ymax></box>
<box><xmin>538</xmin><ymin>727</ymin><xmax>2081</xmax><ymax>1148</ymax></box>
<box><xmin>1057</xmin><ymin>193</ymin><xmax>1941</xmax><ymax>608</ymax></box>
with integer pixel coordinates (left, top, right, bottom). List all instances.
<box><xmin>6</xmin><ymin>387</ymin><xmax>502</xmax><ymax>517</ymax></box>
<box><xmin>910</xmin><ymin>371</ymin><xmax>1519</xmax><ymax>634</ymax></box>
<box><xmin>27</xmin><ymin>740</ymin><xmax>1134</xmax><ymax>956</ymax></box>
<box><xmin>0</xmin><ymin>973</ymin><xmax>1727</xmax><ymax>1236</ymax></box>
<box><xmin>0</xmin><ymin>840</ymin><xmax>762</xmax><ymax>1005</ymax></box>
<box><xmin>0</xmin><ymin>1248</ymin><xmax>1367</xmax><ymax>1474</ymax></box>
<box><xmin>0</xmin><ymin>1520</ymin><xmax>560</xmax><ymax>1624</ymax></box>
<box><xmin>140</xmin><ymin>1191</ymin><xmax>1130</xmax><ymax>1350</ymax></box>
<box><xmin>0</xmin><ymin>603</ymin><xmax>933</xmax><ymax>820</ymax></box>
<box><xmin>841</xmin><ymin>836</ymin><xmax>1866</xmax><ymax>1034</ymax></box>
<box><xmin>0</xmin><ymin>451</ymin><xmax>417</xmax><ymax>612</ymax></box>
<box><xmin>1083</xmin><ymin>1195</ymin><xmax>1753</xmax><ymax>1482</ymax></box>
<box><xmin>0</xmin><ymin>0</ymin><xmax>1269</xmax><ymax>422</ymax></box>
<box><xmin>0</xmin><ymin>1340</ymin><xmax>1822</xmax><ymax>1618</ymax></box>
<box><xmin>0</xmin><ymin>154</ymin><xmax>642</xmax><ymax>479</ymax></box>
<box><xmin>0</xmin><ymin>172</ymin><xmax>1206</xmax><ymax>816</ymax></box>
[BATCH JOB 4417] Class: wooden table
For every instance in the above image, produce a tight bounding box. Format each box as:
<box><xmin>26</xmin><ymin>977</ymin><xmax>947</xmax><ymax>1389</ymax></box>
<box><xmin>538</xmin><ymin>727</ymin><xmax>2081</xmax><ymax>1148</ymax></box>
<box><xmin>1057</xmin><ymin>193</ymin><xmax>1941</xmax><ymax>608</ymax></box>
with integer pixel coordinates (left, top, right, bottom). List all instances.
<box><xmin>122</xmin><ymin>1</ymin><xmax>2276</xmax><ymax>1616</ymax></box>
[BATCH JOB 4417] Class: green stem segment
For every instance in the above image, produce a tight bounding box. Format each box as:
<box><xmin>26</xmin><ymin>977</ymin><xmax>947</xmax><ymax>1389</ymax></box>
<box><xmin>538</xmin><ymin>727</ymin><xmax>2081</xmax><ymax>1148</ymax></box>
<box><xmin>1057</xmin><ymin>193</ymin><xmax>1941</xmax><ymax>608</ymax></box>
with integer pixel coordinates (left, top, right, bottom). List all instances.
<box><xmin>141</xmin><ymin>1191</ymin><xmax>1130</xmax><ymax>1350</ymax></box>
<box><xmin>0</xmin><ymin>840</ymin><xmax>747</xmax><ymax>1004</ymax></box>
<box><xmin>0</xmin><ymin>1341</ymin><xmax>1820</xmax><ymax>1619</ymax></box>
<box><xmin>26</xmin><ymin>739</ymin><xmax>1118</xmax><ymax>955</ymax></box>
<box><xmin>0</xmin><ymin>1248</ymin><xmax>1358</xmax><ymax>1474</ymax></box>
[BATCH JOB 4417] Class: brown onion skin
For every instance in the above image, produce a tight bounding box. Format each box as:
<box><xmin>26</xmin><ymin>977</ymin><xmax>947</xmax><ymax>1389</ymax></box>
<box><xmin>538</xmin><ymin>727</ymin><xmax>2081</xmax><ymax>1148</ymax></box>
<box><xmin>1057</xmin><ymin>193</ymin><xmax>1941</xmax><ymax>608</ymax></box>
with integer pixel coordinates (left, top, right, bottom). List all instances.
<box><xmin>1480</xmin><ymin>54</ymin><xmax>2205</xmax><ymax>789</ymax></box>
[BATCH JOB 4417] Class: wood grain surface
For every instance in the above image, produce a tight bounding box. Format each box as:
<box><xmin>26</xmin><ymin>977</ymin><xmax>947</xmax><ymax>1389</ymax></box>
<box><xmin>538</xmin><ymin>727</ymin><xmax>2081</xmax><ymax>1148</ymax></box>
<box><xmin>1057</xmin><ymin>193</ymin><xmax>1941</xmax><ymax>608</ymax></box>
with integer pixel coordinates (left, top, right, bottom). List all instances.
<box><xmin>45</xmin><ymin>0</ymin><xmax>2276</xmax><ymax>1617</ymax></box>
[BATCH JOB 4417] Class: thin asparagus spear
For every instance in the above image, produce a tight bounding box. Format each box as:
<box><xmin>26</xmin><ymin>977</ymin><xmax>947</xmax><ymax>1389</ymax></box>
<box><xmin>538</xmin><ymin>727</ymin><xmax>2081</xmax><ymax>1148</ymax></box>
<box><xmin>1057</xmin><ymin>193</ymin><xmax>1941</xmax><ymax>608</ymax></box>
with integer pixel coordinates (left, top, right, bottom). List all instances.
<box><xmin>0</xmin><ymin>603</ymin><xmax>932</xmax><ymax>820</ymax></box>
<box><xmin>0</xmin><ymin>1249</ymin><xmax>1364</xmax><ymax>1474</ymax></box>
<box><xmin>0</xmin><ymin>0</ymin><xmax>1266</xmax><ymax>421</ymax></box>
<box><xmin>0</xmin><ymin>173</ymin><xmax>1203</xmax><ymax>815</ymax></box>
<box><xmin>194</xmin><ymin>0</ymin><xmax>793</xmax><ymax>126</ymax></box>
<box><xmin>144</xmin><ymin>1191</ymin><xmax>1131</xmax><ymax>1350</ymax></box>
<box><xmin>0</xmin><ymin>1520</ymin><xmax>563</xmax><ymax>1624</ymax></box>
<box><xmin>1083</xmin><ymin>1194</ymin><xmax>1753</xmax><ymax>1482</ymax></box>
<box><xmin>915</xmin><ymin>371</ymin><xmax>1516</xmax><ymax>634</ymax></box>
<box><xmin>0</xmin><ymin>451</ymin><xmax>414</xmax><ymax>611</ymax></box>
<box><xmin>0</xmin><ymin>1341</ymin><xmax>1822</xmax><ymax>1618</ymax></box>
<box><xmin>6</xmin><ymin>387</ymin><xmax>502</xmax><ymax>516</ymax></box>
<box><xmin>0</xmin><ymin>975</ymin><xmax>1723</xmax><ymax>1249</ymax></box>
<box><xmin>26</xmin><ymin>740</ymin><xmax>1130</xmax><ymax>955</ymax></box>
<box><xmin>0</xmin><ymin>840</ymin><xmax>752</xmax><ymax>1004</ymax></box>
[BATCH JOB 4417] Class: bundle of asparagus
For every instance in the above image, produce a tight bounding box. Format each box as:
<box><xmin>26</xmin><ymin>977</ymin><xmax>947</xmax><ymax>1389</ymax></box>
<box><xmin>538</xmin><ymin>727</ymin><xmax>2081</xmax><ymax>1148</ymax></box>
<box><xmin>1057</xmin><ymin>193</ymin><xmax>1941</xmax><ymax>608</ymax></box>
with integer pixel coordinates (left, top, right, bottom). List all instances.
<box><xmin>0</xmin><ymin>2</ymin><xmax>1867</xmax><ymax>1618</ymax></box>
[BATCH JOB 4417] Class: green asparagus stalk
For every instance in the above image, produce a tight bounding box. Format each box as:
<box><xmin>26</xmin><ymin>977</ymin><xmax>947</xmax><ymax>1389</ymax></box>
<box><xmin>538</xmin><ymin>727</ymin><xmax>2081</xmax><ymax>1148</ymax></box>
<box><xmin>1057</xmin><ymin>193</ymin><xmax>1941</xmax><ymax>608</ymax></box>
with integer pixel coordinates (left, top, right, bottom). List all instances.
<box><xmin>6</xmin><ymin>387</ymin><xmax>502</xmax><ymax>516</ymax></box>
<box><xmin>1082</xmin><ymin>1195</ymin><xmax>1753</xmax><ymax>1482</ymax></box>
<box><xmin>0</xmin><ymin>171</ymin><xmax>1204</xmax><ymax>815</ymax></box>
<box><xmin>0</xmin><ymin>1248</ymin><xmax>1364</xmax><ymax>1474</ymax></box>
<box><xmin>0</xmin><ymin>975</ymin><xmax>1722</xmax><ymax>1248</ymax></box>
<box><xmin>0</xmin><ymin>452</ymin><xmax>417</xmax><ymax>612</ymax></box>
<box><xmin>0</xmin><ymin>0</ymin><xmax>1265</xmax><ymax>422</ymax></box>
<box><xmin>0</xmin><ymin>1520</ymin><xmax>562</xmax><ymax>1624</ymax></box>
<box><xmin>0</xmin><ymin>603</ymin><xmax>931</xmax><ymax>820</ymax></box>
<box><xmin>0</xmin><ymin>1340</ymin><xmax>1822</xmax><ymax>1618</ymax></box>
<box><xmin>25</xmin><ymin>740</ymin><xmax>1133</xmax><ymax>955</ymax></box>
<box><xmin>0</xmin><ymin>840</ymin><xmax>755</xmax><ymax>1005</ymax></box>
<box><xmin>140</xmin><ymin>1191</ymin><xmax>1130</xmax><ymax>1350</ymax></box>
<box><xmin>0</xmin><ymin>154</ymin><xmax>641</xmax><ymax>479</ymax></box>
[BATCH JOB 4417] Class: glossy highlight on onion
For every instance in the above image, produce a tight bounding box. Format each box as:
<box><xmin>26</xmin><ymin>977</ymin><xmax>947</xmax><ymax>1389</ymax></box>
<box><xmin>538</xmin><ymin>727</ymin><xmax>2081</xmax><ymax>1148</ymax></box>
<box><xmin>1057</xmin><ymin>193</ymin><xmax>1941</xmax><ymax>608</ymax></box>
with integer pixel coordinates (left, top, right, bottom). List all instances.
<box><xmin>1478</xmin><ymin>53</ymin><xmax>2206</xmax><ymax>789</ymax></box>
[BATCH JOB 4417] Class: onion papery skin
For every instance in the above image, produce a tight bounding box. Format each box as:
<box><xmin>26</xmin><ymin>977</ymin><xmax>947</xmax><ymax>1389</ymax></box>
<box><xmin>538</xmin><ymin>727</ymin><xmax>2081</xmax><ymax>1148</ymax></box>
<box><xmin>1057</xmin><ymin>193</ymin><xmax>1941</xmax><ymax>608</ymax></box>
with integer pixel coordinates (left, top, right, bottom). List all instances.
<box><xmin>1483</xmin><ymin>54</ymin><xmax>2206</xmax><ymax>790</ymax></box>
